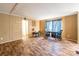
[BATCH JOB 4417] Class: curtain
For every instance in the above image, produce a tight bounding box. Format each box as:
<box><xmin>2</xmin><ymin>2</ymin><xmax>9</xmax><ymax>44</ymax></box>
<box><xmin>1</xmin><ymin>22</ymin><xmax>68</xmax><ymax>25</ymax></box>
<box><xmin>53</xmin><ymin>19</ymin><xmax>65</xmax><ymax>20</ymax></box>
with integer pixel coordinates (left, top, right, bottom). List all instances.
<box><xmin>52</xmin><ymin>20</ymin><xmax>61</xmax><ymax>32</ymax></box>
<box><xmin>45</xmin><ymin>21</ymin><xmax>53</xmax><ymax>32</ymax></box>
<box><xmin>45</xmin><ymin>19</ymin><xmax>61</xmax><ymax>32</ymax></box>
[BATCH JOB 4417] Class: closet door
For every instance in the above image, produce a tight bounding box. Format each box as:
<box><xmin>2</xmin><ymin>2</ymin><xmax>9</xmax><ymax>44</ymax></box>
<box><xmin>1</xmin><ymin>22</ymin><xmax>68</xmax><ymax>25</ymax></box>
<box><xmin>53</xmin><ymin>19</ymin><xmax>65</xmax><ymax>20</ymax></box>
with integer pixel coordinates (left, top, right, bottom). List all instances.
<box><xmin>10</xmin><ymin>15</ymin><xmax>22</xmax><ymax>41</ymax></box>
<box><xmin>13</xmin><ymin>16</ymin><xmax>22</xmax><ymax>40</ymax></box>
<box><xmin>0</xmin><ymin>14</ymin><xmax>9</xmax><ymax>43</ymax></box>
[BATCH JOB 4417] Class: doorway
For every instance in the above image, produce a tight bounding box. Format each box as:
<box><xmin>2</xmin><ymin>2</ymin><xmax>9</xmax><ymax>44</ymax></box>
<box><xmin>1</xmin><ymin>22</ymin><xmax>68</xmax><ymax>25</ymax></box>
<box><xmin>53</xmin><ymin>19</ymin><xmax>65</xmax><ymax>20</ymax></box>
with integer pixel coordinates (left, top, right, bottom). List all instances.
<box><xmin>22</xmin><ymin>19</ymin><xmax>28</xmax><ymax>39</ymax></box>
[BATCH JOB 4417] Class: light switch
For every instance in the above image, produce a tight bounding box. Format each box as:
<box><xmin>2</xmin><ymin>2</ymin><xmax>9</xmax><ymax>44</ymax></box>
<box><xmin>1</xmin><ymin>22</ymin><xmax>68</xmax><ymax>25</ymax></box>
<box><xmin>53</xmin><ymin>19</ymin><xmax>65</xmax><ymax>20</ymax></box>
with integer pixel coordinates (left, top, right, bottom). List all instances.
<box><xmin>0</xmin><ymin>37</ymin><xmax>3</xmax><ymax>40</ymax></box>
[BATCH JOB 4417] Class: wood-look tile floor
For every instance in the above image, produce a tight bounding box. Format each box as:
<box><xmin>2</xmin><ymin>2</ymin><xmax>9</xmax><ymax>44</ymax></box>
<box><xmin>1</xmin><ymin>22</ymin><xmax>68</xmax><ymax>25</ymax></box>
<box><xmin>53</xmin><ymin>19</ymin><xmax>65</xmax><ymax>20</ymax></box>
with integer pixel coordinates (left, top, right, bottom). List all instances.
<box><xmin>0</xmin><ymin>37</ymin><xmax>79</xmax><ymax>56</ymax></box>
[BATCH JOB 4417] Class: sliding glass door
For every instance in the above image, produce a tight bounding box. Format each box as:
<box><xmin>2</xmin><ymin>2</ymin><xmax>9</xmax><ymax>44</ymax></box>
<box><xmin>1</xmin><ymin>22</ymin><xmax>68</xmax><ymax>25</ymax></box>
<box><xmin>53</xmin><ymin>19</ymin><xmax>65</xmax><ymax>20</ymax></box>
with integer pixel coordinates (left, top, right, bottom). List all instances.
<box><xmin>52</xmin><ymin>20</ymin><xmax>61</xmax><ymax>32</ymax></box>
<box><xmin>45</xmin><ymin>19</ymin><xmax>62</xmax><ymax>32</ymax></box>
<box><xmin>45</xmin><ymin>21</ymin><xmax>53</xmax><ymax>32</ymax></box>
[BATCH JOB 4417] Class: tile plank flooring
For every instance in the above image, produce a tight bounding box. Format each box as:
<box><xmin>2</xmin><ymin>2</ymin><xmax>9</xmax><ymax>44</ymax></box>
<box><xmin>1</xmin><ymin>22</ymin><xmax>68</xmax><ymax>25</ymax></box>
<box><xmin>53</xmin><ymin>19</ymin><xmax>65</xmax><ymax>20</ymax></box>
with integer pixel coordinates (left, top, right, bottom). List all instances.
<box><xmin>0</xmin><ymin>37</ymin><xmax>79</xmax><ymax>56</ymax></box>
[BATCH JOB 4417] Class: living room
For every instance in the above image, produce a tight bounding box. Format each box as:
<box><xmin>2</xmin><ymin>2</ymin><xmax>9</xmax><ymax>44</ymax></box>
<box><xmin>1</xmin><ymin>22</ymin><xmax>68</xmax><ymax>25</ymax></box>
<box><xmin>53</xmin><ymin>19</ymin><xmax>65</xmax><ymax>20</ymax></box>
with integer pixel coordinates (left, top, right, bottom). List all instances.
<box><xmin>0</xmin><ymin>3</ymin><xmax>79</xmax><ymax>56</ymax></box>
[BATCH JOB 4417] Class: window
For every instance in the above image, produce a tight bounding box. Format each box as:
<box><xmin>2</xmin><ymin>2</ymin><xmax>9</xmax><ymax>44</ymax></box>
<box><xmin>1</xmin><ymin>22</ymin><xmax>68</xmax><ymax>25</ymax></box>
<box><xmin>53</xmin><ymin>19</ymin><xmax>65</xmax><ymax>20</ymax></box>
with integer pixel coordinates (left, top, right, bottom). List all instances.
<box><xmin>45</xmin><ymin>21</ymin><xmax>53</xmax><ymax>32</ymax></box>
<box><xmin>45</xmin><ymin>19</ymin><xmax>62</xmax><ymax>32</ymax></box>
<box><xmin>52</xmin><ymin>20</ymin><xmax>61</xmax><ymax>32</ymax></box>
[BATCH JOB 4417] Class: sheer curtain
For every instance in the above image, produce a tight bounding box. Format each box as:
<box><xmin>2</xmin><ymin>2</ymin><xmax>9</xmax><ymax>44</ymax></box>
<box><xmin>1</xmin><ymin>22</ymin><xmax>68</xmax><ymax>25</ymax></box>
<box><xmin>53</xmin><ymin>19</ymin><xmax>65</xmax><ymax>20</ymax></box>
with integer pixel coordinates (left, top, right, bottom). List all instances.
<box><xmin>45</xmin><ymin>21</ymin><xmax>53</xmax><ymax>32</ymax></box>
<box><xmin>52</xmin><ymin>20</ymin><xmax>61</xmax><ymax>32</ymax></box>
<box><xmin>45</xmin><ymin>19</ymin><xmax>61</xmax><ymax>32</ymax></box>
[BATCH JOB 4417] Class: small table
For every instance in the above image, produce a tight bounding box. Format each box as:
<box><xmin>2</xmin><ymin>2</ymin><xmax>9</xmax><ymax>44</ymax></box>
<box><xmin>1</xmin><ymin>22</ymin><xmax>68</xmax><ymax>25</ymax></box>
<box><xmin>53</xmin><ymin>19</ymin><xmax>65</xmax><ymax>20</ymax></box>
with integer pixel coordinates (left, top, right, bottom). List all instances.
<box><xmin>32</xmin><ymin>32</ymin><xmax>39</xmax><ymax>37</ymax></box>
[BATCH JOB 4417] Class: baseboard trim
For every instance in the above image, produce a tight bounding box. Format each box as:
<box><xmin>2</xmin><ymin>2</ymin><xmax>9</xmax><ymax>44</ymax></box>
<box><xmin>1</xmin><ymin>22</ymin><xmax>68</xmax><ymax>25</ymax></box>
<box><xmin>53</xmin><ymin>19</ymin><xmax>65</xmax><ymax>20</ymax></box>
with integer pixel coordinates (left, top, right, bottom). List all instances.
<box><xmin>0</xmin><ymin>39</ymin><xmax>22</xmax><ymax>44</ymax></box>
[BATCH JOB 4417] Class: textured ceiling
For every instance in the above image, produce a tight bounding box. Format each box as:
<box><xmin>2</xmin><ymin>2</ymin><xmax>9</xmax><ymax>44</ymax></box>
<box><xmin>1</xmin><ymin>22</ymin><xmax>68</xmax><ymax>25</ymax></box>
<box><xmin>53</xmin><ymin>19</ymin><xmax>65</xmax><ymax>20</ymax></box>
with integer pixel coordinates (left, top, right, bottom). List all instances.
<box><xmin>0</xmin><ymin>3</ymin><xmax>79</xmax><ymax>19</ymax></box>
<box><xmin>0</xmin><ymin>3</ymin><xmax>15</xmax><ymax>14</ymax></box>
